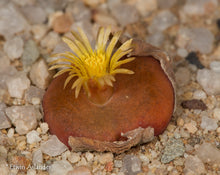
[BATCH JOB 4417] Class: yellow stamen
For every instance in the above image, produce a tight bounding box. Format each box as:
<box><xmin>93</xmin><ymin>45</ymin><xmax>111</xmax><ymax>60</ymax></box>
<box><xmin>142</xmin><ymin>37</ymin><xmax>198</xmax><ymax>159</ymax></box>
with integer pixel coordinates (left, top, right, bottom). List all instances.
<box><xmin>49</xmin><ymin>27</ymin><xmax>135</xmax><ymax>98</ymax></box>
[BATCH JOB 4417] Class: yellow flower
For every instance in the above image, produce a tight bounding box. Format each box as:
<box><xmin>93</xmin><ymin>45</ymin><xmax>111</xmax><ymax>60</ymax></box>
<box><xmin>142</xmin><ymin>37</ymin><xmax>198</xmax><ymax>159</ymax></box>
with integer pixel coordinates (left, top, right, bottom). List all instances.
<box><xmin>49</xmin><ymin>27</ymin><xmax>135</xmax><ymax>98</ymax></box>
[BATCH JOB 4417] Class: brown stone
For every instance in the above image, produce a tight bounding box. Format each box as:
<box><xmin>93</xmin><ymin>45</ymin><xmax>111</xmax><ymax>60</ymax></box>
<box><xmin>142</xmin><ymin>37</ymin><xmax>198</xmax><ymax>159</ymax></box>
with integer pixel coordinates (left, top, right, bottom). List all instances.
<box><xmin>104</xmin><ymin>162</ymin><xmax>113</xmax><ymax>172</ymax></box>
<box><xmin>181</xmin><ymin>99</ymin><xmax>207</xmax><ymax>111</ymax></box>
<box><xmin>67</xmin><ymin>166</ymin><xmax>92</xmax><ymax>175</ymax></box>
<box><xmin>52</xmin><ymin>13</ymin><xmax>73</xmax><ymax>34</ymax></box>
<box><xmin>10</xmin><ymin>155</ymin><xmax>31</xmax><ymax>172</ymax></box>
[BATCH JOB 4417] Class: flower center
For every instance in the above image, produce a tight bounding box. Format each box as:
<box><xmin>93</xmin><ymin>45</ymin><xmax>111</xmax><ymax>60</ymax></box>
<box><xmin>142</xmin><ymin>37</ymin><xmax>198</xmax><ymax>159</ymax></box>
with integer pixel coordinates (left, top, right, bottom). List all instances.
<box><xmin>84</xmin><ymin>52</ymin><xmax>106</xmax><ymax>79</ymax></box>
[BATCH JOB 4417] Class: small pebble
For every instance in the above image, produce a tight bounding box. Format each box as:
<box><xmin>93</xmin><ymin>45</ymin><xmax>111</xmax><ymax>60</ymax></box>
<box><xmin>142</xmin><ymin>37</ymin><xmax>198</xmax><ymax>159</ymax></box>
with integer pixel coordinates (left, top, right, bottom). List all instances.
<box><xmin>27</xmin><ymin>169</ymin><xmax>36</xmax><ymax>175</ymax></box>
<box><xmin>92</xmin><ymin>10</ymin><xmax>117</xmax><ymax>27</ymax></box>
<box><xmin>175</xmin><ymin>67</ymin><xmax>191</xmax><ymax>86</ymax></box>
<box><xmin>66</xmin><ymin>0</ymin><xmax>91</xmax><ymax>22</ymax></box>
<box><xmin>177</xmin><ymin>117</ymin><xmax>184</xmax><ymax>127</ymax></box>
<box><xmin>41</xmin><ymin>135</ymin><xmax>68</xmax><ymax>157</ymax></box>
<box><xmin>213</xmin><ymin>108</ymin><xmax>220</xmax><ymax>121</ymax></box>
<box><xmin>184</xmin><ymin>155</ymin><xmax>206</xmax><ymax>175</ymax></box>
<box><xmin>109</xmin><ymin>2</ymin><xmax>139</xmax><ymax>27</ymax></box>
<box><xmin>150</xmin><ymin>150</ymin><xmax>158</xmax><ymax>158</ymax></box>
<box><xmin>52</xmin><ymin>12</ymin><xmax>73</xmax><ymax>34</ymax></box>
<box><xmin>98</xmin><ymin>152</ymin><xmax>113</xmax><ymax>164</ymax></box>
<box><xmin>22</xmin><ymin>40</ymin><xmax>40</xmax><ymax>67</ymax></box>
<box><xmin>31</xmin><ymin>24</ymin><xmax>48</xmax><ymax>41</ymax></box>
<box><xmin>200</xmin><ymin>116</ymin><xmax>218</xmax><ymax>131</ymax></box>
<box><xmin>177</xmin><ymin>28</ymin><xmax>214</xmax><ymax>54</ymax></box>
<box><xmin>0</xmin><ymin>146</ymin><xmax>7</xmax><ymax>159</ymax></box>
<box><xmin>188</xmin><ymin>136</ymin><xmax>201</xmax><ymax>147</ymax></box>
<box><xmin>183</xmin><ymin>0</ymin><xmax>218</xmax><ymax>16</ymax></box>
<box><xmin>146</xmin><ymin>32</ymin><xmax>164</xmax><ymax>47</ymax></box>
<box><xmin>0</xmin><ymin>3</ymin><xmax>28</xmax><ymax>39</ymax></box>
<box><xmin>40</xmin><ymin>31</ymin><xmax>61</xmax><ymax>51</ymax></box>
<box><xmin>10</xmin><ymin>155</ymin><xmax>31</xmax><ymax>170</ymax></box>
<box><xmin>182</xmin><ymin>91</ymin><xmax>193</xmax><ymax>100</ymax></box>
<box><xmin>161</xmin><ymin>138</ymin><xmax>185</xmax><ymax>164</ymax></box>
<box><xmin>85</xmin><ymin>152</ymin><xmax>94</xmax><ymax>162</ymax></box>
<box><xmin>209</xmin><ymin>61</ymin><xmax>220</xmax><ymax>72</ymax></box>
<box><xmin>40</xmin><ymin>123</ymin><xmax>49</xmax><ymax>134</ymax></box>
<box><xmin>77</xmin><ymin>157</ymin><xmax>87</xmax><ymax>166</ymax></box>
<box><xmin>0</xmin><ymin>51</ymin><xmax>10</xmax><ymax>71</ymax></box>
<box><xmin>195</xmin><ymin>142</ymin><xmax>220</xmax><ymax>164</ymax></box>
<box><xmin>177</xmin><ymin>48</ymin><xmax>188</xmax><ymax>58</ymax></box>
<box><xmin>30</xmin><ymin>59</ymin><xmax>52</xmax><ymax>89</ymax></box>
<box><xmin>6</xmin><ymin>72</ymin><xmax>30</xmax><ymax>99</ymax></box>
<box><xmin>3</xmin><ymin>36</ymin><xmax>24</xmax><ymax>60</ymax></box>
<box><xmin>173</xmin><ymin>158</ymin><xmax>184</xmax><ymax>166</ymax></box>
<box><xmin>32</xmin><ymin>149</ymin><xmax>43</xmax><ymax>165</ymax></box>
<box><xmin>61</xmin><ymin>151</ymin><xmax>70</xmax><ymax>161</ymax></box>
<box><xmin>148</xmin><ymin>10</ymin><xmax>177</xmax><ymax>33</ymax></box>
<box><xmin>5</xmin><ymin>105</ymin><xmax>40</xmax><ymax>135</ymax></box>
<box><xmin>49</xmin><ymin>160</ymin><xmax>73</xmax><ymax>175</ymax></box>
<box><xmin>181</xmin><ymin>99</ymin><xmax>207</xmax><ymax>111</ymax></box>
<box><xmin>21</xmin><ymin>5</ymin><xmax>46</xmax><ymax>25</ymax></box>
<box><xmin>26</xmin><ymin>130</ymin><xmax>41</xmax><ymax>144</ymax></box>
<box><xmin>105</xmin><ymin>161</ymin><xmax>113</xmax><ymax>172</ymax></box>
<box><xmin>0</xmin><ymin>65</ymin><xmax>17</xmax><ymax>90</ymax></box>
<box><xmin>148</xmin><ymin>160</ymin><xmax>165</xmax><ymax>171</ymax></box>
<box><xmin>167</xmin><ymin>165</ymin><xmax>173</xmax><ymax>171</ymax></box>
<box><xmin>114</xmin><ymin>160</ymin><xmax>122</xmax><ymax>168</ymax></box>
<box><xmin>122</xmin><ymin>155</ymin><xmax>142</xmax><ymax>175</ymax></box>
<box><xmin>135</xmin><ymin>0</ymin><xmax>158</xmax><ymax>16</ymax></box>
<box><xmin>0</xmin><ymin>158</ymin><xmax>9</xmax><ymax>175</ymax></box>
<box><xmin>7</xmin><ymin>128</ymin><xmax>14</xmax><ymax>138</ymax></box>
<box><xmin>25</xmin><ymin>86</ymin><xmax>45</xmax><ymax>105</ymax></box>
<box><xmin>17</xmin><ymin>140</ymin><xmax>26</xmax><ymax>150</ymax></box>
<box><xmin>0</xmin><ymin>103</ymin><xmax>11</xmax><ymax>129</ymax></box>
<box><xmin>185</xmin><ymin>52</ymin><xmax>204</xmax><ymax>69</ymax></box>
<box><xmin>67</xmin><ymin>166</ymin><xmax>92</xmax><ymax>175</ymax></box>
<box><xmin>197</xmin><ymin>69</ymin><xmax>220</xmax><ymax>95</ymax></box>
<box><xmin>184</xmin><ymin>121</ymin><xmax>198</xmax><ymax>134</ymax></box>
<box><xmin>139</xmin><ymin>153</ymin><xmax>149</xmax><ymax>164</ymax></box>
<box><xmin>188</xmin><ymin>64</ymin><xmax>197</xmax><ymax>72</ymax></box>
<box><xmin>167</xmin><ymin>124</ymin><xmax>176</xmax><ymax>132</ymax></box>
<box><xmin>68</xmin><ymin>152</ymin><xmax>81</xmax><ymax>164</ymax></box>
<box><xmin>193</xmin><ymin>90</ymin><xmax>207</xmax><ymax>100</ymax></box>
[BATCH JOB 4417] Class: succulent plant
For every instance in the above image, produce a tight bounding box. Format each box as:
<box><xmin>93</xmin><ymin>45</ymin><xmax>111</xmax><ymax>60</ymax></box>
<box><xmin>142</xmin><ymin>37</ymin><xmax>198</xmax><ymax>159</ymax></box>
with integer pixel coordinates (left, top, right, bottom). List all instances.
<box><xmin>43</xmin><ymin>27</ymin><xmax>175</xmax><ymax>153</ymax></box>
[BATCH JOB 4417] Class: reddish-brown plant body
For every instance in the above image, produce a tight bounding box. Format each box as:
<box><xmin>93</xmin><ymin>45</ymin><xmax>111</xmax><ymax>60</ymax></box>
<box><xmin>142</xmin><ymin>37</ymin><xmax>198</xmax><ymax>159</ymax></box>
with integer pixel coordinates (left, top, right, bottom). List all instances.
<box><xmin>43</xmin><ymin>56</ymin><xmax>174</xmax><ymax>147</ymax></box>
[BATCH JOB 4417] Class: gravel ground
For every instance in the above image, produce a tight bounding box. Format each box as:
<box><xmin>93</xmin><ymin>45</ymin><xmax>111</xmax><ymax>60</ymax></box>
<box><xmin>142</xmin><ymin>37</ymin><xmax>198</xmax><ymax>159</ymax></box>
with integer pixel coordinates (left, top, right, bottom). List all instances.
<box><xmin>0</xmin><ymin>0</ymin><xmax>220</xmax><ymax>174</ymax></box>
